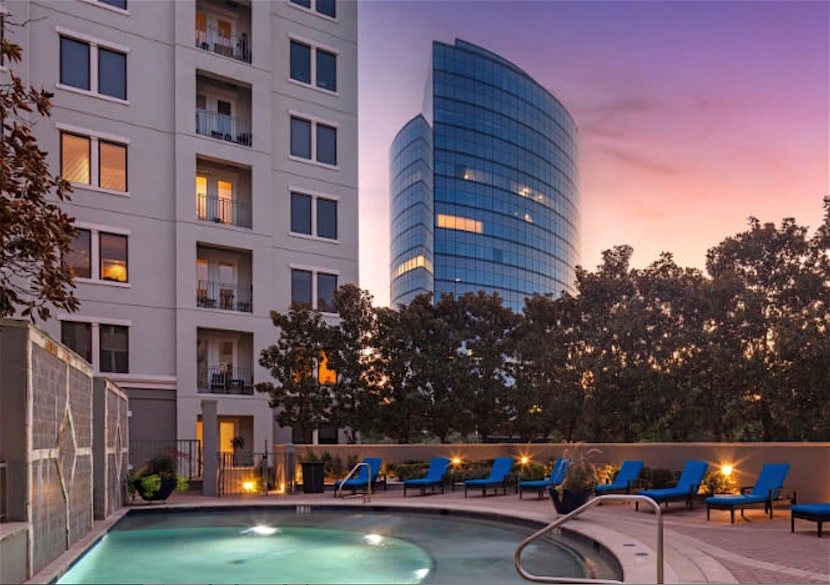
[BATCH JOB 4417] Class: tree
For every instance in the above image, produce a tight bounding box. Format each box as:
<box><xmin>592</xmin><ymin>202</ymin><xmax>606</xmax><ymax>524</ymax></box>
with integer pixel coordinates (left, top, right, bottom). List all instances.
<box><xmin>256</xmin><ymin>306</ymin><xmax>334</xmax><ymax>441</ymax></box>
<box><xmin>325</xmin><ymin>284</ymin><xmax>376</xmax><ymax>442</ymax></box>
<box><xmin>0</xmin><ymin>24</ymin><xmax>78</xmax><ymax>321</ymax></box>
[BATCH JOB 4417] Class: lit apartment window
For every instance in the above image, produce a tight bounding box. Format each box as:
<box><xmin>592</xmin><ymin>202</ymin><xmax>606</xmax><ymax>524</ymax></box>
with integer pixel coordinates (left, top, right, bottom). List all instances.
<box><xmin>60</xmin><ymin>320</ymin><xmax>129</xmax><ymax>373</ymax></box>
<box><xmin>60</xmin><ymin>131</ymin><xmax>128</xmax><ymax>192</ymax></box>
<box><xmin>59</xmin><ymin>34</ymin><xmax>127</xmax><ymax>100</ymax></box>
<box><xmin>290</xmin><ymin>191</ymin><xmax>337</xmax><ymax>239</ymax></box>
<box><xmin>65</xmin><ymin>227</ymin><xmax>129</xmax><ymax>283</ymax></box>
<box><xmin>290</xmin><ymin>40</ymin><xmax>337</xmax><ymax>92</ymax></box>
<box><xmin>291</xmin><ymin>268</ymin><xmax>337</xmax><ymax>312</ymax></box>
<box><xmin>290</xmin><ymin>116</ymin><xmax>337</xmax><ymax>166</ymax></box>
<box><xmin>290</xmin><ymin>0</ymin><xmax>335</xmax><ymax>18</ymax></box>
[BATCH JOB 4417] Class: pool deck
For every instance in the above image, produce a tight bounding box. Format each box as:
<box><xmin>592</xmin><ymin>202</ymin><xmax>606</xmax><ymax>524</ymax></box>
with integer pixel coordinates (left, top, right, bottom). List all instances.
<box><xmin>30</xmin><ymin>486</ymin><xmax>830</xmax><ymax>585</ymax></box>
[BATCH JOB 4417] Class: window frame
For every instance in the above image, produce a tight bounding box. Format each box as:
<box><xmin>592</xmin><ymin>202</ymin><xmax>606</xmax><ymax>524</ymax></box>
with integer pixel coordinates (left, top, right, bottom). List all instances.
<box><xmin>56</xmin><ymin>27</ymin><xmax>129</xmax><ymax>103</ymax></box>
<box><xmin>59</xmin><ymin>316</ymin><xmax>131</xmax><ymax>374</ymax></box>
<box><xmin>65</xmin><ymin>223</ymin><xmax>131</xmax><ymax>287</ymax></box>
<box><xmin>58</xmin><ymin>124</ymin><xmax>130</xmax><ymax>196</ymax></box>
<box><xmin>290</xmin><ymin>265</ymin><xmax>339</xmax><ymax>313</ymax></box>
<box><xmin>288</xmin><ymin>0</ymin><xmax>337</xmax><ymax>21</ymax></box>
<box><xmin>289</xmin><ymin>188</ymin><xmax>339</xmax><ymax>241</ymax></box>
<box><xmin>288</xmin><ymin>36</ymin><xmax>338</xmax><ymax>94</ymax></box>
<box><xmin>288</xmin><ymin>112</ymin><xmax>339</xmax><ymax>168</ymax></box>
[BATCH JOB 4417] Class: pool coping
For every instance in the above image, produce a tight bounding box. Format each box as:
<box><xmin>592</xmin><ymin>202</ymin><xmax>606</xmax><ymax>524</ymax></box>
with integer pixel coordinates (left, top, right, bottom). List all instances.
<box><xmin>29</xmin><ymin>495</ymin><xmax>696</xmax><ymax>584</ymax></box>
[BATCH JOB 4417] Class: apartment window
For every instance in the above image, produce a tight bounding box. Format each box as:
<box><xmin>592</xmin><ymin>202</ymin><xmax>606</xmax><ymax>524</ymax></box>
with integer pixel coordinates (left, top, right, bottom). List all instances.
<box><xmin>60</xmin><ymin>320</ymin><xmax>129</xmax><ymax>373</ymax></box>
<box><xmin>290</xmin><ymin>117</ymin><xmax>311</xmax><ymax>159</ymax></box>
<box><xmin>290</xmin><ymin>0</ymin><xmax>335</xmax><ymax>18</ymax></box>
<box><xmin>99</xmin><ymin>0</ymin><xmax>127</xmax><ymax>9</ymax></box>
<box><xmin>100</xmin><ymin>324</ymin><xmax>129</xmax><ymax>373</ymax></box>
<box><xmin>290</xmin><ymin>41</ymin><xmax>311</xmax><ymax>84</ymax></box>
<box><xmin>60</xmin><ymin>130</ymin><xmax>128</xmax><ymax>192</ymax></box>
<box><xmin>61</xmin><ymin>321</ymin><xmax>92</xmax><ymax>363</ymax></box>
<box><xmin>316</xmin><ymin>123</ymin><xmax>337</xmax><ymax>165</ymax></box>
<box><xmin>58</xmin><ymin>32</ymin><xmax>127</xmax><ymax>100</ymax></box>
<box><xmin>317</xmin><ymin>272</ymin><xmax>337</xmax><ymax>313</ymax></box>
<box><xmin>290</xmin><ymin>40</ymin><xmax>336</xmax><ymax>92</ymax></box>
<box><xmin>291</xmin><ymin>269</ymin><xmax>312</xmax><ymax>308</ymax></box>
<box><xmin>291</xmin><ymin>192</ymin><xmax>338</xmax><ymax>240</ymax></box>
<box><xmin>65</xmin><ymin>229</ymin><xmax>92</xmax><ymax>278</ymax></box>
<box><xmin>100</xmin><ymin>233</ymin><xmax>128</xmax><ymax>282</ymax></box>
<box><xmin>65</xmin><ymin>226</ymin><xmax>129</xmax><ymax>283</ymax></box>
<box><xmin>316</xmin><ymin>49</ymin><xmax>336</xmax><ymax>91</ymax></box>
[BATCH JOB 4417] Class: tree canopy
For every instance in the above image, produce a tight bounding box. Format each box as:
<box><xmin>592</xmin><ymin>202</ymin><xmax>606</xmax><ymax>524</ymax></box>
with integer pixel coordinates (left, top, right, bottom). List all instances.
<box><xmin>258</xmin><ymin>202</ymin><xmax>830</xmax><ymax>443</ymax></box>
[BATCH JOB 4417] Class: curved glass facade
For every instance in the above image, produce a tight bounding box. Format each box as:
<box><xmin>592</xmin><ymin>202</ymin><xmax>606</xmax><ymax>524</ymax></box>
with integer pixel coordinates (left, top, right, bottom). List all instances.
<box><xmin>390</xmin><ymin>39</ymin><xmax>580</xmax><ymax>313</ymax></box>
<box><xmin>390</xmin><ymin>115</ymin><xmax>434</xmax><ymax>307</ymax></box>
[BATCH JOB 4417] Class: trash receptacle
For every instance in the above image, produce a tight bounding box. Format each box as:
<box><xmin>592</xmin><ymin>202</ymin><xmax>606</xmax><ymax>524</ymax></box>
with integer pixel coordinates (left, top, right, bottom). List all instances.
<box><xmin>301</xmin><ymin>461</ymin><xmax>325</xmax><ymax>493</ymax></box>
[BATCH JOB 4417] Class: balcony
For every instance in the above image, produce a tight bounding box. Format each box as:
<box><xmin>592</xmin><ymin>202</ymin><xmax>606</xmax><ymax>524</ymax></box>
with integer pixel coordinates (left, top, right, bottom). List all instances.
<box><xmin>198</xmin><ymin>365</ymin><xmax>254</xmax><ymax>395</ymax></box>
<box><xmin>197</xmin><ymin>193</ymin><xmax>252</xmax><ymax>228</ymax></box>
<box><xmin>195</xmin><ymin>0</ymin><xmax>252</xmax><ymax>64</ymax></box>
<box><xmin>197</xmin><ymin>280</ymin><xmax>252</xmax><ymax>313</ymax></box>
<box><xmin>196</xmin><ymin>109</ymin><xmax>251</xmax><ymax>147</ymax></box>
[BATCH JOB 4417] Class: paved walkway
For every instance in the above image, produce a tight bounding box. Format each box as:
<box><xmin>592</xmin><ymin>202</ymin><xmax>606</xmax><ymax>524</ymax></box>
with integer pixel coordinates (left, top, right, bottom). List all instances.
<box><xmin>30</xmin><ymin>486</ymin><xmax>830</xmax><ymax>584</ymax></box>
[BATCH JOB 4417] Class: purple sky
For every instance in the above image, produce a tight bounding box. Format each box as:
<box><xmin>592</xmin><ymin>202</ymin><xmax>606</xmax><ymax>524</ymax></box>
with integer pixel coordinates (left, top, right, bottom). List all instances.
<box><xmin>358</xmin><ymin>0</ymin><xmax>829</xmax><ymax>308</ymax></box>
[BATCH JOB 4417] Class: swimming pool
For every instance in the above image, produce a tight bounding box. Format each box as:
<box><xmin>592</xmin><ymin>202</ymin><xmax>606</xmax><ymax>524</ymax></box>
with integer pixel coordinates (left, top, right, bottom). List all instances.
<box><xmin>55</xmin><ymin>506</ymin><xmax>622</xmax><ymax>584</ymax></box>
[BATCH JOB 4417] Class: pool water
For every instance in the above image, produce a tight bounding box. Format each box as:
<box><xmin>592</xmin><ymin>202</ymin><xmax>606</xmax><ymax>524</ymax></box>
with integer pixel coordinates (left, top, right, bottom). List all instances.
<box><xmin>56</xmin><ymin>506</ymin><xmax>620</xmax><ymax>584</ymax></box>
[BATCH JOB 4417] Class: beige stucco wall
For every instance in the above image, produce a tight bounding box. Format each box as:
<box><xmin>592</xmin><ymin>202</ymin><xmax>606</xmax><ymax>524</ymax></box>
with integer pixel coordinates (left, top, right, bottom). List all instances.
<box><xmin>293</xmin><ymin>442</ymin><xmax>830</xmax><ymax>504</ymax></box>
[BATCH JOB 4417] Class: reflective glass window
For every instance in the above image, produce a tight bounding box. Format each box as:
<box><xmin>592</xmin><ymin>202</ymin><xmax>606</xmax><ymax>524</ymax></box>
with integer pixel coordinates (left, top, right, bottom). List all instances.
<box><xmin>291</xmin><ymin>192</ymin><xmax>312</xmax><ymax>235</ymax></box>
<box><xmin>291</xmin><ymin>269</ymin><xmax>312</xmax><ymax>307</ymax></box>
<box><xmin>98</xmin><ymin>47</ymin><xmax>126</xmax><ymax>99</ymax></box>
<box><xmin>317</xmin><ymin>198</ymin><xmax>337</xmax><ymax>239</ymax></box>
<box><xmin>316</xmin><ymin>0</ymin><xmax>335</xmax><ymax>17</ymax></box>
<box><xmin>100</xmin><ymin>324</ymin><xmax>128</xmax><ymax>373</ymax></box>
<box><xmin>99</xmin><ymin>141</ymin><xmax>127</xmax><ymax>191</ymax></box>
<box><xmin>316</xmin><ymin>49</ymin><xmax>336</xmax><ymax>91</ymax></box>
<box><xmin>61</xmin><ymin>321</ymin><xmax>92</xmax><ymax>363</ymax></box>
<box><xmin>316</xmin><ymin>123</ymin><xmax>336</xmax><ymax>165</ymax></box>
<box><xmin>100</xmin><ymin>232</ymin><xmax>128</xmax><ymax>282</ymax></box>
<box><xmin>290</xmin><ymin>117</ymin><xmax>311</xmax><ymax>159</ymax></box>
<box><xmin>60</xmin><ymin>37</ymin><xmax>90</xmax><ymax>90</ymax></box>
<box><xmin>317</xmin><ymin>272</ymin><xmax>337</xmax><ymax>312</ymax></box>
<box><xmin>290</xmin><ymin>41</ymin><xmax>311</xmax><ymax>84</ymax></box>
<box><xmin>65</xmin><ymin>229</ymin><xmax>91</xmax><ymax>278</ymax></box>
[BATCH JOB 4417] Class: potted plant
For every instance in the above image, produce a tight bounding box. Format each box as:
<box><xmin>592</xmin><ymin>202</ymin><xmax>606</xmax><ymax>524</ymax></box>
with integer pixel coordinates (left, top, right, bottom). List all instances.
<box><xmin>550</xmin><ymin>444</ymin><xmax>600</xmax><ymax>514</ymax></box>
<box><xmin>127</xmin><ymin>453</ymin><xmax>189</xmax><ymax>503</ymax></box>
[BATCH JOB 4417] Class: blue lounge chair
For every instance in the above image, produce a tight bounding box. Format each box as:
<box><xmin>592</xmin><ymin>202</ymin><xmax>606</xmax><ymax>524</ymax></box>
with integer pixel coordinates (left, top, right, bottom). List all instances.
<box><xmin>464</xmin><ymin>457</ymin><xmax>514</xmax><ymax>497</ymax></box>
<box><xmin>518</xmin><ymin>458</ymin><xmax>571</xmax><ymax>499</ymax></box>
<box><xmin>403</xmin><ymin>457</ymin><xmax>451</xmax><ymax>497</ymax></box>
<box><xmin>791</xmin><ymin>503</ymin><xmax>830</xmax><ymax>537</ymax></box>
<box><xmin>637</xmin><ymin>460</ymin><xmax>708</xmax><ymax>510</ymax></box>
<box><xmin>595</xmin><ymin>460</ymin><xmax>644</xmax><ymax>496</ymax></box>
<box><xmin>333</xmin><ymin>457</ymin><xmax>383</xmax><ymax>496</ymax></box>
<box><xmin>706</xmin><ymin>463</ymin><xmax>791</xmax><ymax>523</ymax></box>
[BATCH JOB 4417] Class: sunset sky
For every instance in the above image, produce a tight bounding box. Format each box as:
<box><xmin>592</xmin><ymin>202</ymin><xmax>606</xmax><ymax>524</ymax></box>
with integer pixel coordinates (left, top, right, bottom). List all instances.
<box><xmin>358</xmin><ymin>0</ymin><xmax>829</xmax><ymax>308</ymax></box>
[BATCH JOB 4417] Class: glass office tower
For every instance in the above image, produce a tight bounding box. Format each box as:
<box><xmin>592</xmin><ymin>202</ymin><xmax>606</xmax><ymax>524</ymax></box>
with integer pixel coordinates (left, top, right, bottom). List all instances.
<box><xmin>390</xmin><ymin>39</ymin><xmax>580</xmax><ymax>312</ymax></box>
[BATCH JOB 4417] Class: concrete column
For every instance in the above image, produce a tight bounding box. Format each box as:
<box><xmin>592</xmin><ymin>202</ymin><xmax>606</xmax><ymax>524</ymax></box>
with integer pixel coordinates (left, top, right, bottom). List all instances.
<box><xmin>201</xmin><ymin>400</ymin><xmax>218</xmax><ymax>497</ymax></box>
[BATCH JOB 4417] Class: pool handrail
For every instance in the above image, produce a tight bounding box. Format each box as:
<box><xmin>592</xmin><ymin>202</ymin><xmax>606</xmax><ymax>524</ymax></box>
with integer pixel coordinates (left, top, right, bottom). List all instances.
<box><xmin>335</xmin><ymin>461</ymin><xmax>373</xmax><ymax>502</ymax></box>
<box><xmin>514</xmin><ymin>494</ymin><xmax>664</xmax><ymax>584</ymax></box>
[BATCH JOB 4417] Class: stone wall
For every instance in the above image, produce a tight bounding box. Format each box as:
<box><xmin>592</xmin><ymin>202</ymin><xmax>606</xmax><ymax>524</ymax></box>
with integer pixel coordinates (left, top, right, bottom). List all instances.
<box><xmin>0</xmin><ymin>320</ymin><xmax>129</xmax><ymax>581</ymax></box>
<box><xmin>293</xmin><ymin>441</ymin><xmax>830</xmax><ymax>503</ymax></box>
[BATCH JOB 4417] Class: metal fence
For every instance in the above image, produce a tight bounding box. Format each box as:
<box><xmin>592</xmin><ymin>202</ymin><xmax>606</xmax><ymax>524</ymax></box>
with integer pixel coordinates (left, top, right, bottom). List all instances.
<box><xmin>218</xmin><ymin>450</ymin><xmax>276</xmax><ymax>495</ymax></box>
<box><xmin>0</xmin><ymin>461</ymin><xmax>6</xmax><ymax>522</ymax></box>
<box><xmin>130</xmin><ymin>439</ymin><xmax>202</xmax><ymax>479</ymax></box>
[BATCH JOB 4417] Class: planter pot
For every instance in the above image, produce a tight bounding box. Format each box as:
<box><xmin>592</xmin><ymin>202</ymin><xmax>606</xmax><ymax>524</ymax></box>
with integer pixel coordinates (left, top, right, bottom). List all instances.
<box><xmin>133</xmin><ymin>474</ymin><xmax>178</xmax><ymax>502</ymax></box>
<box><xmin>549</xmin><ymin>487</ymin><xmax>592</xmax><ymax>514</ymax></box>
<box><xmin>301</xmin><ymin>461</ymin><xmax>325</xmax><ymax>494</ymax></box>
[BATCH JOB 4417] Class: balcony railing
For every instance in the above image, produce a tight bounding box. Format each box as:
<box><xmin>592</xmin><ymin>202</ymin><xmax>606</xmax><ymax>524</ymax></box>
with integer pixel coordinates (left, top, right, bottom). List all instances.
<box><xmin>196</xmin><ymin>26</ymin><xmax>251</xmax><ymax>63</ymax></box>
<box><xmin>196</xmin><ymin>109</ymin><xmax>252</xmax><ymax>147</ymax></box>
<box><xmin>198</xmin><ymin>365</ymin><xmax>255</xmax><ymax>395</ymax></box>
<box><xmin>197</xmin><ymin>280</ymin><xmax>252</xmax><ymax>313</ymax></box>
<box><xmin>196</xmin><ymin>192</ymin><xmax>252</xmax><ymax>228</ymax></box>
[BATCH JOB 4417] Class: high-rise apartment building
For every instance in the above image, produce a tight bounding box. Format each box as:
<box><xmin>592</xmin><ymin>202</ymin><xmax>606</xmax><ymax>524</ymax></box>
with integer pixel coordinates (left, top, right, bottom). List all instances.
<box><xmin>5</xmin><ymin>0</ymin><xmax>358</xmax><ymax>453</ymax></box>
<box><xmin>390</xmin><ymin>39</ymin><xmax>580</xmax><ymax>313</ymax></box>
